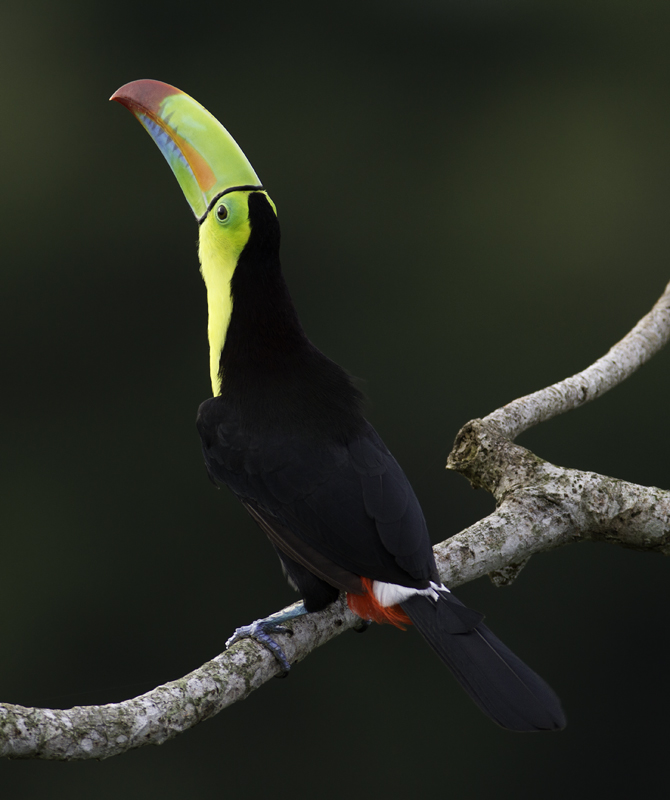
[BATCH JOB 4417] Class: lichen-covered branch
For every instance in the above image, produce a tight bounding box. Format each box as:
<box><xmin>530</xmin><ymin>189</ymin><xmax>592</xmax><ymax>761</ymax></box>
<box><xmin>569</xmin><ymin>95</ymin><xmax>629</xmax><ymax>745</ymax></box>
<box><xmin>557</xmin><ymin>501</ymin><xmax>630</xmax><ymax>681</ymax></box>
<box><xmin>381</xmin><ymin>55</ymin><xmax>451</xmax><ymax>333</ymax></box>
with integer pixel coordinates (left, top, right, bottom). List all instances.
<box><xmin>440</xmin><ymin>419</ymin><xmax>670</xmax><ymax>588</ymax></box>
<box><xmin>2</xmin><ymin>281</ymin><xmax>670</xmax><ymax>761</ymax></box>
<box><xmin>0</xmin><ymin>599</ymin><xmax>359</xmax><ymax>761</ymax></box>
<box><xmin>484</xmin><ymin>280</ymin><xmax>670</xmax><ymax>440</ymax></box>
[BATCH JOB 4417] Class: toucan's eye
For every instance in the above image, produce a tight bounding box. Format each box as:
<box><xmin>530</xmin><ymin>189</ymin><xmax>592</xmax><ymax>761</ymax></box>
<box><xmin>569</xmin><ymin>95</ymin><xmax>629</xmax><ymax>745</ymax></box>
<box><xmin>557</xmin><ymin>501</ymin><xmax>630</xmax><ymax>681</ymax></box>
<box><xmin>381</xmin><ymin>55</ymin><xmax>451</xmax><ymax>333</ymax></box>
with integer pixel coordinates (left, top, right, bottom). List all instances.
<box><xmin>216</xmin><ymin>204</ymin><xmax>229</xmax><ymax>222</ymax></box>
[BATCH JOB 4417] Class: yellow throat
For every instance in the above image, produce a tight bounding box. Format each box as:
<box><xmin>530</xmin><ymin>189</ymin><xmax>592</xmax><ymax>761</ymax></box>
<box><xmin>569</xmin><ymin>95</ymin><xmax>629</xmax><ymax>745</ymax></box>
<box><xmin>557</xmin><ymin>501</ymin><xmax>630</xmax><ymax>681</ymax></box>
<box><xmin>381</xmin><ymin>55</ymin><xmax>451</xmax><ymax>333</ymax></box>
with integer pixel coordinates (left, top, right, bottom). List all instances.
<box><xmin>197</xmin><ymin>195</ymin><xmax>252</xmax><ymax>396</ymax></box>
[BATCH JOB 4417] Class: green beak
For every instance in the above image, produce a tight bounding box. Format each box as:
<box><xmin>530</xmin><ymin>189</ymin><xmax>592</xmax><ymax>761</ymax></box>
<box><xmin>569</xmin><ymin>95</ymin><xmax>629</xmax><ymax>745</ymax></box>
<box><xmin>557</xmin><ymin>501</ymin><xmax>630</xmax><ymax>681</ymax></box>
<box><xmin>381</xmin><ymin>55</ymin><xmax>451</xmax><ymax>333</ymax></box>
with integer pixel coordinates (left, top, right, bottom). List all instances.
<box><xmin>111</xmin><ymin>79</ymin><xmax>262</xmax><ymax>222</ymax></box>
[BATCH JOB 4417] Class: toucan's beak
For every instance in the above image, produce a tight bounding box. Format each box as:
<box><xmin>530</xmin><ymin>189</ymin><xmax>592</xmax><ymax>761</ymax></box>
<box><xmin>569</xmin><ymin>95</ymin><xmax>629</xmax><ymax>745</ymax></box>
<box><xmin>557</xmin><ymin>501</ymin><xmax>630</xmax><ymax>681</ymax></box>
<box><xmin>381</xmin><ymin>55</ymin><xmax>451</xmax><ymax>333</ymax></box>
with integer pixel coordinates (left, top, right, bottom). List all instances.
<box><xmin>111</xmin><ymin>79</ymin><xmax>262</xmax><ymax>222</ymax></box>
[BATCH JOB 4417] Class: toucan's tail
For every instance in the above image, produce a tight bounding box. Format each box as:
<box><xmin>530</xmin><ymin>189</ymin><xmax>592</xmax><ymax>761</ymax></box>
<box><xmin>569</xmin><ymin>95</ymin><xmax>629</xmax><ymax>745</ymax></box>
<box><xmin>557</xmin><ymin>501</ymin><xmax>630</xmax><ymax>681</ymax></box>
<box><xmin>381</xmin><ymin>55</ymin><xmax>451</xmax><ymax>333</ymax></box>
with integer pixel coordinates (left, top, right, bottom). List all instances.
<box><xmin>400</xmin><ymin>592</ymin><xmax>566</xmax><ymax>732</ymax></box>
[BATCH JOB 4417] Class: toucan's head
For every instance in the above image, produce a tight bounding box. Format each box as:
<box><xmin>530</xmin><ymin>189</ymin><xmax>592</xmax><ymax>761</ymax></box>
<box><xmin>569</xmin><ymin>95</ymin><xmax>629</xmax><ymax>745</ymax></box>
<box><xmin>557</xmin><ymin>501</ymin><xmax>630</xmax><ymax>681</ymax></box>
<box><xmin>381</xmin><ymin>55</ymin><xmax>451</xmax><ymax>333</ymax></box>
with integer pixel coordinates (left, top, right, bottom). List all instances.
<box><xmin>111</xmin><ymin>79</ymin><xmax>278</xmax><ymax>396</ymax></box>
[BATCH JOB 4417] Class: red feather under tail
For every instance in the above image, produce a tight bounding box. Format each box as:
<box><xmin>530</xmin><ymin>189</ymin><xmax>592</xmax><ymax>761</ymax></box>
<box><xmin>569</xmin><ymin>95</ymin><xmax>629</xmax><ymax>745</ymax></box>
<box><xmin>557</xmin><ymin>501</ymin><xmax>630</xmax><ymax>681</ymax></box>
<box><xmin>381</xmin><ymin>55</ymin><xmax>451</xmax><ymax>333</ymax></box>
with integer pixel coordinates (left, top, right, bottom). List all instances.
<box><xmin>347</xmin><ymin>577</ymin><xmax>412</xmax><ymax>629</ymax></box>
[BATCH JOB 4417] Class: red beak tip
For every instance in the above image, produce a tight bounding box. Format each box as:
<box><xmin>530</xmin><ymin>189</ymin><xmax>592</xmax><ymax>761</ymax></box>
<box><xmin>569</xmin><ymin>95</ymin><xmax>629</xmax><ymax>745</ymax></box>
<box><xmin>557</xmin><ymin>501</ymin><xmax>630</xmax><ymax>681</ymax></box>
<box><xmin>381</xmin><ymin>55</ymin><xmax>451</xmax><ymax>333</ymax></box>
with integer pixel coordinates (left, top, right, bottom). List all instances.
<box><xmin>109</xmin><ymin>79</ymin><xmax>182</xmax><ymax>114</ymax></box>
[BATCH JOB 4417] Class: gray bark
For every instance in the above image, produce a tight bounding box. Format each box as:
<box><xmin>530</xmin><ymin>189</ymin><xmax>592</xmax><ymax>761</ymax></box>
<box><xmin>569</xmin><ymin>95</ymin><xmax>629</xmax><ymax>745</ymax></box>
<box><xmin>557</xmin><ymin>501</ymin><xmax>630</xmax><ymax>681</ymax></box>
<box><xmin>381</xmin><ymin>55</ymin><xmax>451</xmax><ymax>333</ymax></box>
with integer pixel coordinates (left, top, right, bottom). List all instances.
<box><xmin>2</xmin><ymin>281</ymin><xmax>669</xmax><ymax>761</ymax></box>
<box><xmin>484</xmin><ymin>280</ymin><xmax>670</xmax><ymax>440</ymax></box>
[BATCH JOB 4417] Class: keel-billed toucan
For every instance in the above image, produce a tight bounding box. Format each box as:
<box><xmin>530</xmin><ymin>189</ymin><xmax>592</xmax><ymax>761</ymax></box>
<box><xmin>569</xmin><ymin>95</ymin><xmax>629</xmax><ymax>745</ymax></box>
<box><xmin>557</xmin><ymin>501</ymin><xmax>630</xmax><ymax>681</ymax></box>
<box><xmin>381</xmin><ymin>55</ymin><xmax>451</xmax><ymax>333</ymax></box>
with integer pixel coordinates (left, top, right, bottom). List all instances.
<box><xmin>111</xmin><ymin>79</ymin><xmax>565</xmax><ymax>732</ymax></box>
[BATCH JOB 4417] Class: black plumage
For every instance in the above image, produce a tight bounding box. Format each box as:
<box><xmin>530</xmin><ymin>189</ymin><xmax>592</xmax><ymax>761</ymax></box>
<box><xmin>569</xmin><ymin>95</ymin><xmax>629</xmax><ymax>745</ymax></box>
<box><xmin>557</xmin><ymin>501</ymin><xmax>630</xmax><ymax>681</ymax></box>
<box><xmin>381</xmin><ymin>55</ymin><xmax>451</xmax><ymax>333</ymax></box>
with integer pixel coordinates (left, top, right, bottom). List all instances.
<box><xmin>197</xmin><ymin>193</ymin><xmax>437</xmax><ymax>604</ymax></box>
<box><xmin>197</xmin><ymin>192</ymin><xmax>565</xmax><ymax>731</ymax></box>
<box><xmin>401</xmin><ymin>594</ymin><xmax>565</xmax><ymax>731</ymax></box>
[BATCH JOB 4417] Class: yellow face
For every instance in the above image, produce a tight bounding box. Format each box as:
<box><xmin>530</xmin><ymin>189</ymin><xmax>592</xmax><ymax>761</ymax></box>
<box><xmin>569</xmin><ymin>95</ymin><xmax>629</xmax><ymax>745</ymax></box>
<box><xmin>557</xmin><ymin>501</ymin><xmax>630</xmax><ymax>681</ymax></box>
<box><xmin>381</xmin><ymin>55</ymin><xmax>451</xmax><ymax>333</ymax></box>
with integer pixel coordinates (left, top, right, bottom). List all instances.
<box><xmin>198</xmin><ymin>190</ymin><xmax>276</xmax><ymax>396</ymax></box>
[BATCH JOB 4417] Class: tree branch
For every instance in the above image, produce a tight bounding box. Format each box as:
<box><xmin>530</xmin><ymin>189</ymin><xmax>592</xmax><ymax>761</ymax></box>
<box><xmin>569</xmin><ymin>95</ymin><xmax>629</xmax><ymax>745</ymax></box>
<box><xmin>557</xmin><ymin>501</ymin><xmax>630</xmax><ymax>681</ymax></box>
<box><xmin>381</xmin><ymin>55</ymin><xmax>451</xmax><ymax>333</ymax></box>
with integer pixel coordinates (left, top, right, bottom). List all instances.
<box><xmin>484</xmin><ymin>279</ymin><xmax>670</xmax><ymax>440</ymax></box>
<box><xmin>439</xmin><ymin>419</ymin><xmax>670</xmax><ymax>589</ymax></box>
<box><xmin>2</xmin><ymin>281</ymin><xmax>670</xmax><ymax>761</ymax></box>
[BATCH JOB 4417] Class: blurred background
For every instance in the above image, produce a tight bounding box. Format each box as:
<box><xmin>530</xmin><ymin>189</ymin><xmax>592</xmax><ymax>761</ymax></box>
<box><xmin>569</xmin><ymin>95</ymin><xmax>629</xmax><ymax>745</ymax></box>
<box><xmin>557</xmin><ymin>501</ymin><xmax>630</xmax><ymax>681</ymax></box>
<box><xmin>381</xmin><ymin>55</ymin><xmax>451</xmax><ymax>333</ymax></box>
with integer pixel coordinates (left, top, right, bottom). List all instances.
<box><xmin>1</xmin><ymin>0</ymin><xmax>669</xmax><ymax>796</ymax></box>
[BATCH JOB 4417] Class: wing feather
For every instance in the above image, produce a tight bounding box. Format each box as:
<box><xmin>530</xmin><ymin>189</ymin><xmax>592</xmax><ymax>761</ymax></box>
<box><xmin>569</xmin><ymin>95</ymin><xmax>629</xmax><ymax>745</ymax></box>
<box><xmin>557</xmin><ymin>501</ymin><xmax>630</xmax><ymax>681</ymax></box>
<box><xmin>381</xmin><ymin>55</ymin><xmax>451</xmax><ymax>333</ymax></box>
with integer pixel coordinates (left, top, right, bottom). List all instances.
<box><xmin>197</xmin><ymin>399</ymin><xmax>438</xmax><ymax>590</ymax></box>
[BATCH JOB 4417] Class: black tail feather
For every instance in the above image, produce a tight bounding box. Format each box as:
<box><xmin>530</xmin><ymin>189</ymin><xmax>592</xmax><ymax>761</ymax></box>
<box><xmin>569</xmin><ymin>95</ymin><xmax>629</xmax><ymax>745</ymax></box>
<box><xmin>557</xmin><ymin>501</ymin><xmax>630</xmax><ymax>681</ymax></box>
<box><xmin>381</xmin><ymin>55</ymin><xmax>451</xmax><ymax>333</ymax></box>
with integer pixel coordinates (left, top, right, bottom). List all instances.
<box><xmin>400</xmin><ymin>593</ymin><xmax>566</xmax><ymax>732</ymax></box>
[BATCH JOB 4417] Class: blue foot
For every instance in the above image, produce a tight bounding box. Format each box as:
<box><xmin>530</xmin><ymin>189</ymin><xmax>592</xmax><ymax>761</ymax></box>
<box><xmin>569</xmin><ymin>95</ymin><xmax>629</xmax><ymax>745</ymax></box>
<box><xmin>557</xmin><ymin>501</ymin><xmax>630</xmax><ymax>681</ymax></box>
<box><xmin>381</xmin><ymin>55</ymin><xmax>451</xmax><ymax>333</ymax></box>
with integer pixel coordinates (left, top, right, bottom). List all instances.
<box><xmin>226</xmin><ymin>604</ymin><xmax>308</xmax><ymax>675</ymax></box>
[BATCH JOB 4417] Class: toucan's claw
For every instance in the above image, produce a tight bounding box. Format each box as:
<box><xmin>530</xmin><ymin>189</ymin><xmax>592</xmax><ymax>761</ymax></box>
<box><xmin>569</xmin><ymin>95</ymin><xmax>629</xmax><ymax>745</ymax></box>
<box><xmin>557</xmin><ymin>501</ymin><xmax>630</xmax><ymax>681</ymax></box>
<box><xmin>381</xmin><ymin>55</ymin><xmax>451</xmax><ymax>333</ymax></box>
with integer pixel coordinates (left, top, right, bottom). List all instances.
<box><xmin>226</xmin><ymin>619</ymin><xmax>293</xmax><ymax>674</ymax></box>
<box><xmin>226</xmin><ymin>604</ymin><xmax>308</xmax><ymax>675</ymax></box>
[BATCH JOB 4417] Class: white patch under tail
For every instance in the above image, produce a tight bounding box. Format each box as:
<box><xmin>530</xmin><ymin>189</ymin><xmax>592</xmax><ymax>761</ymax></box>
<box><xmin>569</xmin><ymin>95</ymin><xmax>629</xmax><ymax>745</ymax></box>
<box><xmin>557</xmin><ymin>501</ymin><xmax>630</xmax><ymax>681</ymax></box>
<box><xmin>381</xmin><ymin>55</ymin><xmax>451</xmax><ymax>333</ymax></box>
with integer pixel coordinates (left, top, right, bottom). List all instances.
<box><xmin>372</xmin><ymin>580</ymin><xmax>450</xmax><ymax>607</ymax></box>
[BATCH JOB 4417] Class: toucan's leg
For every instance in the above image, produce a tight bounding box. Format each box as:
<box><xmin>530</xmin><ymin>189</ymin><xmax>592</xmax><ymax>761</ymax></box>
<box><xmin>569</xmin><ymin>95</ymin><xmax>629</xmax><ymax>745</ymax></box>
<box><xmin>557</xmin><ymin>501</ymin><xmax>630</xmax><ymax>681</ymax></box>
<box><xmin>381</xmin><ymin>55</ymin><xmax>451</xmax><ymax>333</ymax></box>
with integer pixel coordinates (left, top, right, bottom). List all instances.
<box><xmin>225</xmin><ymin>604</ymin><xmax>309</xmax><ymax>674</ymax></box>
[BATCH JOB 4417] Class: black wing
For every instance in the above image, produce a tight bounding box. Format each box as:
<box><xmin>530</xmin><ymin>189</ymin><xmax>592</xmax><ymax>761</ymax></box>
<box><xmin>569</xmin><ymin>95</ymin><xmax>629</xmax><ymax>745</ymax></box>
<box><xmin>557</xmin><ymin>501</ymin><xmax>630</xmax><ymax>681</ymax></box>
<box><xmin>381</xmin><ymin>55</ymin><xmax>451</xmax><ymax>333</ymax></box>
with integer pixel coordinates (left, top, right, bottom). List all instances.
<box><xmin>197</xmin><ymin>398</ymin><xmax>439</xmax><ymax>593</ymax></box>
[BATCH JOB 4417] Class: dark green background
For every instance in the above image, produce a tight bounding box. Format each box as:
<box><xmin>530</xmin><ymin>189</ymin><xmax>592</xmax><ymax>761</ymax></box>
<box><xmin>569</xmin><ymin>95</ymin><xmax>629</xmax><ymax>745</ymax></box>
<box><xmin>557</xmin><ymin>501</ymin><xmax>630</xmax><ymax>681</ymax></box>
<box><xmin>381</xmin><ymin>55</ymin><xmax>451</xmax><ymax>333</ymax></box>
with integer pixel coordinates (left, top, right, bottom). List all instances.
<box><xmin>2</xmin><ymin>1</ymin><xmax>669</xmax><ymax>797</ymax></box>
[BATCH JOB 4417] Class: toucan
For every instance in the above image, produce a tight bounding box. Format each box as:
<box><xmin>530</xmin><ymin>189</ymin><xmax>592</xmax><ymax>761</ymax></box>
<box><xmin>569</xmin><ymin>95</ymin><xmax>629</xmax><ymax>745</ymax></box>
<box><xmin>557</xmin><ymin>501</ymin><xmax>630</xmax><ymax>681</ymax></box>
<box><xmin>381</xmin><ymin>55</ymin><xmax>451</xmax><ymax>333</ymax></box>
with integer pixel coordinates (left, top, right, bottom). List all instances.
<box><xmin>111</xmin><ymin>79</ymin><xmax>565</xmax><ymax>732</ymax></box>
